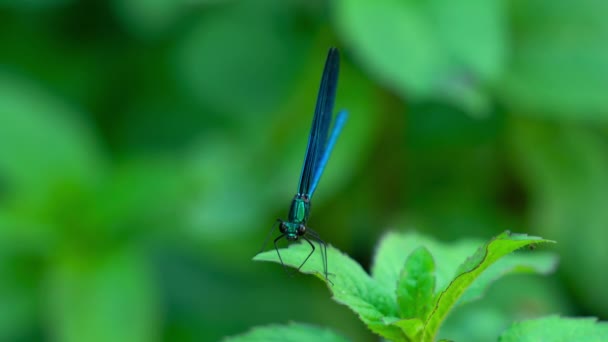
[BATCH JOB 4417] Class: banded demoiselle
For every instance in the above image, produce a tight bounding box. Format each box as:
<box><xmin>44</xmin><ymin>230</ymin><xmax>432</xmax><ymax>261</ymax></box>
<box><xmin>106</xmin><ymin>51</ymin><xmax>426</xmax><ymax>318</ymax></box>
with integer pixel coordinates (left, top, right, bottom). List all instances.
<box><xmin>261</xmin><ymin>47</ymin><xmax>347</xmax><ymax>282</ymax></box>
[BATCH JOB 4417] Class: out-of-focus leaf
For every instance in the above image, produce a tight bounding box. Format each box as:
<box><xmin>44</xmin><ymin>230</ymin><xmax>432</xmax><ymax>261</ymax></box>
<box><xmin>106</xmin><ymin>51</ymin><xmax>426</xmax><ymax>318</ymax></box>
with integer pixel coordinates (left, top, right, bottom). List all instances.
<box><xmin>509</xmin><ymin>118</ymin><xmax>608</xmax><ymax>316</ymax></box>
<box><xmin>499</xmin><ymin>316</ymin><xmax>608</xmax><ymax>341</ymax></box>
<box><xmin>500</xmin><ymin>0</ymin><xmax>608</xmax><ymax>119</ymax></box>
<box><xmin>335</xmin><ymin>0</ymin><xmax>446</xmax><ymax>94</ymax></box>
<box><xmin>224</xmin><ymin>323</ymin><xmax>350</xmax><ymax>342</ymax></box>
<box><xmin>430</xmin><ymin>0</ymin><xmax>506</xmax><ymax>82</ymax></box>
<box><xmin>0</xmin><ymin>72</ymin><xmax>105</xmax><ymax>204</ymax></box>
<box><xmin>333</xmin><ymin>0</ymin><xmax>505</xmax><ymax>112</ymax></box>
<box><xmin>254</xmin><ymin>243</ymin><xmax>403</xmax><ymax>341</ymax></box>
<box><xmin>47</xmin><ymin>248</ymin><xmax>159</xmax><ymax>342</ymax></box>
<box><xmin>440</xmin><ymin>304</ymin><xmax>507</xmax><ymax>342</ymax></box>
<box><xmin>112</xmin><ymin>0</ymin><xmax>185</xmax><ymax>39</ymax></box>
<box><xmin>173</xmin><ymin>0</ymin><xmax>313</xmax><ymax>117</ymax></box>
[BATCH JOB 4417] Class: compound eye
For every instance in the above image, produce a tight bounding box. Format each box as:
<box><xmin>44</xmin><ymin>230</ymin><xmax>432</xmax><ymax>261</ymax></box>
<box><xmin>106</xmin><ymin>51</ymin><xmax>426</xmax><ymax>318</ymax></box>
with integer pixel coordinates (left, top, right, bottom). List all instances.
<box><xmin>297</xmin><ymin>224</ymin><xmax>306</xmax><ymax>235</ymax></box>
<box><xmin>279</xmin><ymin>222</ymin><xmax>287</xmax><ymax>233</ymax></box>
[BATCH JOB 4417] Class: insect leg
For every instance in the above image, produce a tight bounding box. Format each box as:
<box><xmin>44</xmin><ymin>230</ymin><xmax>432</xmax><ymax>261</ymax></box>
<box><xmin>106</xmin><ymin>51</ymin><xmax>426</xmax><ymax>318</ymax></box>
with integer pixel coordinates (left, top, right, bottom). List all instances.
<box><xmin>298</xmin><ymin>236</ymin><xmax>316</xmax><ymax>272</ymax></box>
<box><xmin>259</xmin><ymin>220</ymin><xmax>280</xmax><ymax>254</ymax></box>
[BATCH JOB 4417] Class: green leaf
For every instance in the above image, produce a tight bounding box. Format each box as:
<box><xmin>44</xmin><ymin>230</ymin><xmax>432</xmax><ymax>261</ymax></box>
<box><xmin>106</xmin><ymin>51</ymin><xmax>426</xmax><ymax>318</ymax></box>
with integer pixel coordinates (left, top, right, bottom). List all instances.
<box><xmin>396</xmin><ymin>247</ymin><xmax>435</xmax><ymax>320</ymax></box>
<box><xmin>334</xmin><ymin>0</ymin><xmax>505</xmax><ymax>112</ymax></box>
<box><xmin>500</xmin><ymin>0</ymin><xmax>608</xmax><ymax>119</ymax></box>
<box><xmin>224</xmin><ymin>322</ymin><xmax>350</xmax><ymax>342</ymax></box>
<box><xmin>371</xmin><ymin>231</ymin><xmax>482</xmax><ymax>299</ymax></box>
<box><xmin>387</xmin><ymin>317</ymin><xmax>424</xmax><ymax>340</ymax></box>
<box><xmin>254</xmin><ymin>243</ymin><xmax>404</xmax><ymax>341</ymax></box>
<box><xmin>47</xmin><ymin>248</ymin><xmax>159</xmax><ymax>342</ymax></box>
<box><xmin>499</xmin><ymin>316</ymin><xmax>608</xmax><ymax>341</ymax></box>
<box><xmin>255</xmin><ymin>231</ymin><xmax>556</xmax><ymax>342</ymax></box>
<box><xmin>423</xmin><ymin>232</ymin><xmax>554</xmax><ymax>341</ymax></box>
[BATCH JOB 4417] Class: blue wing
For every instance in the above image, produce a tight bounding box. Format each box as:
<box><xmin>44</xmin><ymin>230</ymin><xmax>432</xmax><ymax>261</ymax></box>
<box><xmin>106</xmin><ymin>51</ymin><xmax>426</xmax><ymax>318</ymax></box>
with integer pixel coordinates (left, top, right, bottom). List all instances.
<box><xmin>308</xmin><ymin>109</ymin><xmax>348</xmax><ymax>197</ymax></box>
<box><xmin>297</xmin><ymin>47</ymin><xmax>345</xmax><ymax>197</ymax></box>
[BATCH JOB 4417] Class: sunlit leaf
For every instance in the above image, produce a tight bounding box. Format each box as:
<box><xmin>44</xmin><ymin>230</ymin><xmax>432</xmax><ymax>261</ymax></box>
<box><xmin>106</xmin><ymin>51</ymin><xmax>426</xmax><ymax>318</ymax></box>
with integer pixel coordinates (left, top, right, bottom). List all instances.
<box><xmin>423</xmin><ymin>232</ymin><xmax>554</xmax><ymax>340</ymax></box>
<box><xmin>396</xmin><ymin>247</ymin><xmax>435</xmax><ymax>320</ymax></box>
<box><xmin>371</xmin><ymin>231</ymin><xmax>482</xmax><ymax>296</ymax></box>
<box><xmin>254</xmin><ymin>243</ymin><xmax>403</xmax><ymax>341</ymax></box>
<box><xmin>387</xmin><ymin>317</ymin><xmax>424</xmax><ymax>340</ymax></box>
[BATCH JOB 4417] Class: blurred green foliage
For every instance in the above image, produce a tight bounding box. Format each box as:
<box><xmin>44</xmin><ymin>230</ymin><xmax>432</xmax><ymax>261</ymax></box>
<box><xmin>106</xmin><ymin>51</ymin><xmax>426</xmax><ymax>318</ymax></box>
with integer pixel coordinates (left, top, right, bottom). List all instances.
<box><xmin>0</xmin><ymin>0</ymin><xmax>607</xmax><ymax>341</ymax></box>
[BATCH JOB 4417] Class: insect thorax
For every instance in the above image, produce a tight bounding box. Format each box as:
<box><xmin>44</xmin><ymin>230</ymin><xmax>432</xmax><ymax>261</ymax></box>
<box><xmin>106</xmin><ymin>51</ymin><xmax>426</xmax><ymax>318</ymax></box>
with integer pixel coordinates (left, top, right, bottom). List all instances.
<box><xmin>288</xmin><ymin>194</ymin><xmax>310</xmax><ymax>225</ymax></box>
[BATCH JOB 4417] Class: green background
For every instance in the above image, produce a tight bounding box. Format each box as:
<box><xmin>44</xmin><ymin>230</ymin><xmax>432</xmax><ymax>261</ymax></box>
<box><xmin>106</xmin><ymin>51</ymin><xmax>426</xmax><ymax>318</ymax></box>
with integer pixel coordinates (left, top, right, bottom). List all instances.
<box><xmin>1</xmin><ymin>0</ymin><xmax>607</xmax><ymax>341</ymax></box>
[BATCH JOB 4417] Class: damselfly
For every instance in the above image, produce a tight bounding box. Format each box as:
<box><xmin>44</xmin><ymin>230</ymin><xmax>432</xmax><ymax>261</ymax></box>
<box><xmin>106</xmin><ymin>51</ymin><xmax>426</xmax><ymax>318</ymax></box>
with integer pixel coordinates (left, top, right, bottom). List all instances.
<box><xmin>260</xmin><ymin>47</ymin><xmax>347</xmax><ymax>281</ymax></box>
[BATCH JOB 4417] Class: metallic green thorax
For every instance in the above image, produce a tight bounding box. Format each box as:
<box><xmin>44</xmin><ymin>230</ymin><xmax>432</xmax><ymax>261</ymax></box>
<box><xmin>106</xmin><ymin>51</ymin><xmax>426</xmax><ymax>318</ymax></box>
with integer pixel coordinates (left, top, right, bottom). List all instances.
<box><xmin>288</xmin><ymin>195</ymin><xmax>310</xmax><ymax>223</ymax></box>
<box><xmin>280</xmin><ymin>195</ymin><xmax>311</xmax><ymax>240</ymax></box>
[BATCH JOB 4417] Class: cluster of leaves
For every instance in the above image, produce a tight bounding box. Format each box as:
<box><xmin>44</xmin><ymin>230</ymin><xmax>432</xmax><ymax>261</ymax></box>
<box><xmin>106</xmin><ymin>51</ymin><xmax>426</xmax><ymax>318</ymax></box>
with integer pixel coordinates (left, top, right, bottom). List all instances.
<box><xmin>227</xmin><ymin>231</ymin><xmax>608</xmax><ymax>341</ymax></box>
